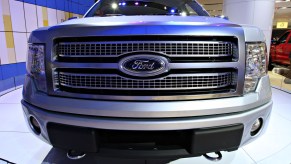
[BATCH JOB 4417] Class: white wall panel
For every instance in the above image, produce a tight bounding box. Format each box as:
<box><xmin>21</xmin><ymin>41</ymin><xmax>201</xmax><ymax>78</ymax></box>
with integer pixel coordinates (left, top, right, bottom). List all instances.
<box><xmin>223</xmin><ymin>1</ymin><xmax>255</xmax><ymax>25</ymax></box>
<box><xmin>9</xmin><ymin>0</ymin><xmax>26</xmax><ymax>32</ymax></box>
<box><xmin>56</xmin><ymin>10</ymin><xmax>65</xmax><ymax>24</ymax></box>
<box><xmin>24</xmin><ymin>3</ymin><xmax>38</xmax><ymax>32</ymax></box>
<box><xmin>36</xmin><ymin>6</ymin><xmax>44</xmax><ymax>28</ymax></box>
<box><xmin>0</xmin><ymin>1</ymin><xmax>5</xmax><ymax>31</ymax></box>
<box><xmin>13</xmin><ymin>32</ymin><xmax>27</xmax><ymax>63</ymax></box>
<box><xmin>253</xmin><ymin>1</ymin><xmax>275</xmax><ymax>31</ymax></box>
<box><xmin>26</xmin><ymin>32</ymin><xmax>31</xmax><ymax>42</ymax></box>
<box><xmin>47</xmin><ymin>8</ymin><xmax>58</xmax><ymax>26</ymax></box>
<box><xmin>0</xmin><ymin>32</ymin><xmax>9</xmax><ymax>64</ymax></box>
<box><xmin>73</xmin><ymin>13</ymin><xmax>80</xmax><ymax>18</ymax></box>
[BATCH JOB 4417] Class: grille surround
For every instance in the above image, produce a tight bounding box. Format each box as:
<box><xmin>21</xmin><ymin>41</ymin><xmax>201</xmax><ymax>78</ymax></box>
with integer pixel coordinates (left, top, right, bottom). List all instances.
<box><xmin>57</xmin><ymin>41</ymin><xmax>235</xmax><ymax>58</ymax></box>
<box><xmin>57</xmin><ymin>72</ymin><xmax>234</xmax><ymax>91</ymax></box>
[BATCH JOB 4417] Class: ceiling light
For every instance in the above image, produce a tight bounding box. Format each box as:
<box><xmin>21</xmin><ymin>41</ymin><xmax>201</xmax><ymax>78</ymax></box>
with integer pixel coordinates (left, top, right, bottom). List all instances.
<box><xmin>181</xmin><ymin>12</ymin><xmax>187</xmax><ymax>16</ymax></box>
<box><xmin>111</xmin><ymin>3</ymin><xmax>118</xmax><ymax>9</ymax></box>
<box><xmin>276</xmin><ymin>0</ymin><xmax>290</xmax><ymax>2</ymax></box>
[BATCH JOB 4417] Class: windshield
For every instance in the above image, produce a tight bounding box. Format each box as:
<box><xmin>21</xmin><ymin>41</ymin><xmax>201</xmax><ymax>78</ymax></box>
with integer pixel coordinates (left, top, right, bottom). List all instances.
<box><xmin>85</xmin><ymin>0</ymin><xmax>209</xmax><ymax>17</ymax></box>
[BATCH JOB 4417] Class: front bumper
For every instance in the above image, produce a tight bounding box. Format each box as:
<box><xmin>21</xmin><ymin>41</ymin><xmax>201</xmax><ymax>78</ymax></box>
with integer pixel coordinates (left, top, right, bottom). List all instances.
<box><xmin>22</xmin><ymin>99</ymin><xmax>272</xmax><ymax>158</ymax></box>
<box><xmin>21</xmin><ymin>75</ymin><xmax>273</xmax><ymax>158</ymax></box>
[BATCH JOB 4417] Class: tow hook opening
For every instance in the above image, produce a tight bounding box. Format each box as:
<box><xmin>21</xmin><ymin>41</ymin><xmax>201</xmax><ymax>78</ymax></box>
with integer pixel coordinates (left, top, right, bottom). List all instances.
<box><xmin>203</xmin><ymin>152</ymin><xmax>222</xmax><ymax>162</ymax></box>
<box><xmin>67</xmin><ymin>150</ymin><xmax>86</xmax><ymax>160</ymax></box>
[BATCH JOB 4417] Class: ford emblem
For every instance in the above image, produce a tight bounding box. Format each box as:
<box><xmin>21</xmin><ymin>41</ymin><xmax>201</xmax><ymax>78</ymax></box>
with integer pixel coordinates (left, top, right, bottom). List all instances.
<box><xmin>119</xmin><ymin>55</ymin><xmax>169</xmax><ymax>77</ymax></box>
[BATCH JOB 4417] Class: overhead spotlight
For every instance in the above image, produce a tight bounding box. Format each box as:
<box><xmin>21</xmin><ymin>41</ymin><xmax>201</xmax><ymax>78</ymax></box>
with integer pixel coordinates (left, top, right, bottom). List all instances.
<box><xmin>111</xmin><ymin>3</ymin><xmax>118</xmax><ymax>9</ymax></box>
<box><xmin>135</xmin><ymin>2</ymin><xmax>139</xmax><ymax>5</ymax></box>
<box><xmin>181</xmin><ymin>12</ymin><xmax>187</xmax><ymax>16</ymax></box>
<box><xmin>276</xmin><ymin>0</ymin><xmax>290</xmax><ymax>2</ymax></box>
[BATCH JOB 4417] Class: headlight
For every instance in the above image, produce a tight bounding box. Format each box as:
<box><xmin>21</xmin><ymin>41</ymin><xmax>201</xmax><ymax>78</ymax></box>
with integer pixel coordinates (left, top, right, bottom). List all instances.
<box><xmin>244</xmin><ymin>43</ymin><xmax>267</xmax><ymax>93</ymax></box>
<box><xmin>27</xmin><ymin>44</ymin><xmax>47</xmax><ymax>92</ymax></box>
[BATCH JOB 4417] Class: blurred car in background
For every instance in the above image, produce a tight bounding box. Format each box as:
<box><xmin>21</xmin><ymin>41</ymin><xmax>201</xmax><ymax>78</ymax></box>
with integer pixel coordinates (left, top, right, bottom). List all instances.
<box><xmin>270</xmin><ymin>30</ymin><xmax>291</xmax><ymax>69</ymax></box>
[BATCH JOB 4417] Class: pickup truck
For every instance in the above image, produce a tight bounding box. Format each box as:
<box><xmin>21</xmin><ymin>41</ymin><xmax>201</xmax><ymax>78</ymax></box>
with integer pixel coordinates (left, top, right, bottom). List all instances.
<box><xmin>270</xmin><ymin>30</ymin><xmax>291</xmax><ymax>67</ymax></box>
<box><xmin>22</xmin><ymin>0</ymin><xmax>272</xmax><ymax>160</ymax></box>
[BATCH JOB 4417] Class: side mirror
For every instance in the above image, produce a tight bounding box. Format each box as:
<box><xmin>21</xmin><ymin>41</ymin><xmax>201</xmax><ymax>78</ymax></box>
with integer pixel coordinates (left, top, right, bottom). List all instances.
<box><xmin>215</xmin><ymin>15</ymin><xmax>229</xmax><ymax>20</ymax></box>
<box><xmin>68</xmin><ymin>17</ymin><xmax>78</xmax><ymax>20</ymax></box>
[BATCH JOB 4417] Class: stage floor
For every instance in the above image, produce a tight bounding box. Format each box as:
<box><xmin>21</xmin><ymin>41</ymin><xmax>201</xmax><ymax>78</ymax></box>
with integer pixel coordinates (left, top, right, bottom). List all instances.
<box><xmin>0</xmin><ymin>87</ymin><xmax>291</xmax><ymax>164</ymax></box>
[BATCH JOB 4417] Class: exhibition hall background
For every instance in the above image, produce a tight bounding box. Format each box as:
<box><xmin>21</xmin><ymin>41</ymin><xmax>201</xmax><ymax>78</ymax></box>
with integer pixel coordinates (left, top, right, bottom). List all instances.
<box><xmin>0</xmin><ymin>0</ymin><xmax>95</xmax><ymax>95</ymax></box>
<box><xmin>1</xmin><ymin>0</ymin><xmax>290</xmax><ymax>96</ymax></box>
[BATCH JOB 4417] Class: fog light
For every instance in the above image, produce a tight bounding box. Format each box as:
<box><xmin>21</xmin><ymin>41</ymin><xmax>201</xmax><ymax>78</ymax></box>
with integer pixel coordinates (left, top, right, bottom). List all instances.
<box><xmin>30</xmin><ymin>116</ymin><xmax>41</xmax><ymax>135</ymax></box>
<box><xmin>251</xmin><ymin>118</ymin><xmax>263</xmax><ymax>136</ymax></box>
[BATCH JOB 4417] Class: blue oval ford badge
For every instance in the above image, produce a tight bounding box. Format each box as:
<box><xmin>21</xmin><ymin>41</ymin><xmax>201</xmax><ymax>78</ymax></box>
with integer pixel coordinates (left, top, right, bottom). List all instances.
<box><xmin>119</xmin><ymin>55</ymin><xmax>169</xmax><ymax>77</ymax></box>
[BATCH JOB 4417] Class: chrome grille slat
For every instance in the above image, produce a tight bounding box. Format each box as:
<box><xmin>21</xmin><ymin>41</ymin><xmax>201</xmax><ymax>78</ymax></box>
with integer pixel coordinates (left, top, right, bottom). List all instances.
<box><xmin>57</xmin><ymin>41</ymin><xmax>235</xmax><ymax>57</ymax></box>
<box><xmin>57</xmin><ymin>72</ymin><xmax>233</xmax><ymax>90</ymax></box>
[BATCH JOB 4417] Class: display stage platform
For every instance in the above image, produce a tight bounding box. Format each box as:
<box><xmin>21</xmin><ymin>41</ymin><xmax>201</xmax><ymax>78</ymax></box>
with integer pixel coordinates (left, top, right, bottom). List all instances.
<box><xmin>0</xmin><ymin>88</ymin><xmax>291</xmax><ymax>164</ymax></box>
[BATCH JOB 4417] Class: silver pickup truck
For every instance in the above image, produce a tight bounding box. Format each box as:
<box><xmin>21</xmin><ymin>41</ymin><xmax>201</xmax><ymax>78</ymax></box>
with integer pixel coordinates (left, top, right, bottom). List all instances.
<box><xmin>22</xmin><ymin>0</ymin><xmax>272</xmax><ymax>160</ymax></box>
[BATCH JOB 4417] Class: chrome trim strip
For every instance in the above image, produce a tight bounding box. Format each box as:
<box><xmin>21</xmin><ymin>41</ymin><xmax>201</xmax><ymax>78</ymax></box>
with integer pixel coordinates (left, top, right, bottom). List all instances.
<box><xmin>51</xmin><ymin>62</ymin><xmax>238</xmax><ymax>69</ymax></box>
<box><xmin>52</xmin><ymin>89</ymin><xmax>238</xmax><ymax>101</ymax></box>
<box><xmin>58</xmin><ymin>41</ymin><xmax>233</xmax><ymax>44</ymax></box>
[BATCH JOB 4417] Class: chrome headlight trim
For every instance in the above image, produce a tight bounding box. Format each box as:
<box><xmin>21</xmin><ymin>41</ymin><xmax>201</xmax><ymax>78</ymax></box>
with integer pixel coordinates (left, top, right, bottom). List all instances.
<box><xmin>244</xmin><ymin>42</ymin><xmax>267</xmax><ymax>93</ymax></box>
<box><xmin>27</xmin><ymin>44</ymin><xmax>47</xmax><ymax>92</ymax></box>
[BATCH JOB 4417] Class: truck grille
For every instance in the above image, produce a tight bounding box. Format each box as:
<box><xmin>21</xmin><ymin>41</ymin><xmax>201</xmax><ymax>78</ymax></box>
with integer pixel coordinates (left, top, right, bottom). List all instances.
<box><xmin>57</xmin><ymin>41</ymin><xmax>235</xmax><ymax>57</ymax></box>
<box><xmin>51</xmin><ymin>36</ymin><xmax>241</xmax><ymax>100</ymax></box>
<box><xmin>58</xmin><ymin>72</ymin><xmax>233</xmax><ymax>90</ymax></box>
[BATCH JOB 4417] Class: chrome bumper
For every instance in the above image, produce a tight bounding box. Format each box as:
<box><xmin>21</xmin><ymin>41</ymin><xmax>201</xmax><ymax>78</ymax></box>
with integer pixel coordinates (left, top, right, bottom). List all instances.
<box><xmin>22</xmin><ymin>99</ymin><xmax>272</xmax><ymax>148</ymax></box>
<box><xmin>22</xmin><ymin>75</ymin><xmax>273</xmax><ymax>148</ymax></box>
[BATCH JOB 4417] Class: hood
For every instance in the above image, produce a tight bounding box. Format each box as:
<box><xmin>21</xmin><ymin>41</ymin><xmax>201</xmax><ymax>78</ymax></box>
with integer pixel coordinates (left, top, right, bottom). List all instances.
<box><xmin>56</xmin><ymin>16</ymin><xmax>238</xmax><ymax>27</ymax></box>
<box><xmin>30</xmin><ymin>15</ymin><xmax>247</xmax><ymax>44</ymax></box>
<box><xmin>52</xmin><ymin>16</ymin><xmax>264</xmax><ymax>42</ymax></box>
